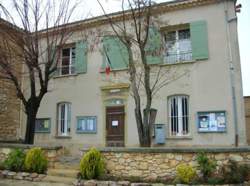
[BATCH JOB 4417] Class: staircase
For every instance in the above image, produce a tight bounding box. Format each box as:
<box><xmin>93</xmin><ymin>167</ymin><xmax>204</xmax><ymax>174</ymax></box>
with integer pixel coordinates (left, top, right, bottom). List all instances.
<box><xmin>45</xmin><ymin>156</ymin><xmax>80</xmax><ymax>184</ymax></box>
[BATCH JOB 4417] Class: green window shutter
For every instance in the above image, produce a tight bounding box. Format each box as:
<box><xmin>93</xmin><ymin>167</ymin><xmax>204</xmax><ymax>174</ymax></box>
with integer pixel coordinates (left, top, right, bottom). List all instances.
<box><xmin>190</xmin><ymin>20</ymin><xmax>209</xmax><ymax>60</ymax></box>
<box><xmin>145</xmin><ymin>27</ymin><xmax>163</xmax><ymax>64</ymax></box>
<box><xmin>102</xmin><ymin>36</ymin><xmax>129</xmax><ymax>70</ymax></box>
<box><xmin>75</xmin><ymin>41</ymin><xmax>87</xmax><ymax>74</ymax></box>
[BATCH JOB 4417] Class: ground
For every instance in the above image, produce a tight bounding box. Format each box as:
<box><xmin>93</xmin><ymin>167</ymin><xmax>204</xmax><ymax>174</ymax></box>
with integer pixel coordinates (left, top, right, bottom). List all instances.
<box><xmin>0</xmin><ymin>179</ymin><xmax>70</xmax><ymax>186</ymax></box>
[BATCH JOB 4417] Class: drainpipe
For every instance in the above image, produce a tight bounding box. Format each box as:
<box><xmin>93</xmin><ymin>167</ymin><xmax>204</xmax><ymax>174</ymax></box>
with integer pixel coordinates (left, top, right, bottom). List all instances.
<box><xmin>224</xmin><ymin>2</ymin><xmax>238</xmax><ymax>147</ymax></box>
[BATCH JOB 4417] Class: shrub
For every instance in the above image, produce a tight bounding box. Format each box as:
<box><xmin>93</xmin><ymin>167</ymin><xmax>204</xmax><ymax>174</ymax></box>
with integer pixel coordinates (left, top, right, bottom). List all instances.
<box><xmin>24</xmin><ymin>147</ymin><xmax>48</xmax><ymax>174</ymax></box>
<box><xmin>4</xmin><ymin>148</ymin><xmax>25</xmax><ymax>171</ymax></box>
<box><xmin>197</xmin><ymin>152</ymin><xmax>216</xmax><ymax>181</ymax></box>
<box><xmin>222</xmin><ymin>160</ymin><xmax>249</xmax><ymax>184</ymax></box>
<box><xmin>175</xmin><ymin>163</ymin><xmax>197</xmax><ymax>184</ymax></box>
<box><xmin>80</xmin><ymin>147</ymin><xmax>105</xmax><ymax>179</ymax></box>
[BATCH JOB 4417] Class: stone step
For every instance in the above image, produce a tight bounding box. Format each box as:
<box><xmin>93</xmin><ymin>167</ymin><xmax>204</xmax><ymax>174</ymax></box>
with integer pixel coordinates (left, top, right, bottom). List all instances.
<box><xmin>54</xmin><ymin>162</ymin><xmax>80</xmax><ymax>170</ymax></box>
<box><xmin>43</xmin><ymin>175</ymin><xmax>76</xmax><ymax>185</ymax></box>
<box><xmin>47</xmin><ymin>168</ymin><xmax>79</xmax><ymax>178</ymax></box>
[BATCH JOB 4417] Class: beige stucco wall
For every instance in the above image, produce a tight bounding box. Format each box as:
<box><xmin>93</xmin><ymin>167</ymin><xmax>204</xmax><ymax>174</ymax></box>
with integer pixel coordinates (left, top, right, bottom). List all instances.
<box><xmin>20</xmin><ymin>0</ymin><xmax>247</xmax><ymax>152</ymax></box>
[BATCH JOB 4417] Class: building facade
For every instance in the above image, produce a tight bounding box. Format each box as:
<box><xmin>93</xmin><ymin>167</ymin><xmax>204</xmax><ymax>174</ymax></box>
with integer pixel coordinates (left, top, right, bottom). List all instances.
<box><xmin>245</xmin><ymin>96</ymin><xmax>250</xmax><ymax>145</ymax></box>
<box><xmin>20</xmin><ymin>0</ymin><xmax>246</xmax><ymax>151</ymax></box>
<box><xmin>0</xmin><ymin>19</ymin><xmax>21</xmax><ymax>141</ymax></box>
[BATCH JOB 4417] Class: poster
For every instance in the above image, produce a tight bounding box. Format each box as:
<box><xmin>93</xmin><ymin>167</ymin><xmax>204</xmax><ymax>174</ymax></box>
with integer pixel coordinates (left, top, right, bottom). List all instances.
<box><xmin>198</xmin><ymin>111</ymin><xmax>226</xmax><ymax>132</ymax></box>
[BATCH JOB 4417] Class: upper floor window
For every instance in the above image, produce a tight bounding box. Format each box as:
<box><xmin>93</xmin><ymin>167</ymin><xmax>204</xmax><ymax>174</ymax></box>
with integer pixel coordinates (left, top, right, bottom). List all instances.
<box><xmin>60</xmin><ymin>46</ymin><xmax>76</xmax><ymax>75</ymax></box>
<box><xmin>165</xmin><ymin>28</ymin><xmax>192</xmax><ymax>64</ymax></box>
<box><xmin>57</xmin><ymin>102</ymin><xmax>71</xmax><ymax>136</ymax></box>
<box><xmin>168</xmin><ymin>95</ymin><xmax>189</xmax><ymax>136</ymax></box>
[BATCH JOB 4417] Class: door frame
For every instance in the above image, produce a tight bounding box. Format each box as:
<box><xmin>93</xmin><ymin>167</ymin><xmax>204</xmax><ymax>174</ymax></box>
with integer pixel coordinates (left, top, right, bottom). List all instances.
<box><xmin>106</xmin><ymin>106</ymin><xmax>125</xmax><ymax>147</ymax></box>
<box><xmin>102</xmin><ymin>97</ymin><xmax>127</xmax><ymax>147</ymax></box>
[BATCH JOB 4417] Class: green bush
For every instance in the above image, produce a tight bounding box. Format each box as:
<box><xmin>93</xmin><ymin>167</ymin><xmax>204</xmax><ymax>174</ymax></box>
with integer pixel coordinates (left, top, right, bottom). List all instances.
<box><xmin>222</xmin><ymin>160</ymin><xmax>249</xmax><ymax>184</ymax></box>
<box><xmin>175</xmin><ymin>163</ymin><xmax>197</xmax><ymax>184</ymax></box>
<box><xmin>80</xmin><ymin>147</ymin><xmax>105</xmax><ymax>179</ymax></box>
<box><xmin>197</xmin><ymin>152</ymin><xmax>216</xmax><ymax>181</ymax></box>
<box><xmin>24</xmin><ymin>147</ymin><xmax>48</xmax><ymax>174</ymax></box>
<box><xmin>4</xmin><ymin>148</ymin><xmax>25</xmax><ymax>171</ymax></box>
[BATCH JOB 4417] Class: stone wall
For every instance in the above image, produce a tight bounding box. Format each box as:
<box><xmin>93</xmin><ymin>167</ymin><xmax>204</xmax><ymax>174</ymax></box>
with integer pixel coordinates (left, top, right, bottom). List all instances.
<box><xmin>82</xmin><ymin>147</ymin><xmax>250</xmax><ymax>180</ymax></box>
<box><xmin>0</xmin><ymin>143</ymin><xmax>63</xmax><ymax>168</ymax></box>
<box><xmin>245</xmin><ymin>96</ymin><xmax>250</xmax><ymax>145</ymax></box>
<box><xmin>0</xmin><ymin>80</ymin><xmax>21</xmax><ymax>141</ymax></box>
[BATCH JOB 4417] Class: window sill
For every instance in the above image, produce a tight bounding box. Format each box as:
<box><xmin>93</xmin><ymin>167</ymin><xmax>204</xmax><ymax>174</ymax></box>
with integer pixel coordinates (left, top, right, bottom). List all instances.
<box><xmin>76</xmin><ymin>131</ymin><xmax>97</xmax><ymax>134</ymax></box>
<box><xmin>55</xmin><ymin>135</ymin><xmax>72</xmax><ymax>139</ymax></box>
<box><xmin>99</xmin><ymin>68</ymin><xmax>128</xmax><ymax>73</ymax></box>
<box><xmin>160</xmin><ymin>60</ymin><xmax>196</xmax><ymax>67</ymax></box>
<box><xmin>53</xmin><ymin>74</ymin><xmax>78</xmax><ymax>79</ymax></box>
<box><xmin>35</xmin><ymin>131</ymin><xmax>50</xmax><ymax>134</ymax></box>
<box><xmin>166</xmin><ymin>136</ymin><xmax>192</xmax><ymax>140</ymax></box>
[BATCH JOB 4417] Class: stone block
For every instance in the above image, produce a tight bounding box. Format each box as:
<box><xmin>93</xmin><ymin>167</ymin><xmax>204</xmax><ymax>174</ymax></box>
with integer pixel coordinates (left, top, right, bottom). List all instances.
<box><xmin>21</xmin><ymin>172</ymin><xmax>30</xmax><ymax>177</ymax></box>
<box><xmin>129</xmin><ymin>170</ymin><xmax>143</xmax><ymax>177</ymax></box>
<box><xmin>229</xmin><ymin>154</ymin><xmax>243</xmax><ymax>162</ymax></box>
<box><xmin>215</xmin><ymin>153</ymin><xmax>226</xmax><ymax>161</ymax></box>
<box><xmin>131</xmin><ymin>183</ymin><xmax>151</xmax><ymax>186</ymax></box>
<box><xmin>117</xmin><ymin>181</ymin><xmax>130</xmax><ymax>186</ymax></box>
<box><xmin>84</xmin><ymin>180</ymin><xmax>97</xmax><ymax>186</ymax></box>
<box><xmin>30</xmin><ymin>172</ymin><xmax>38</xmax><ymax>178</ymax></box>
<box><xmin>139</xmin><ymin>162</ymin><xmax>148</xmax><ymax>170</ymax></box>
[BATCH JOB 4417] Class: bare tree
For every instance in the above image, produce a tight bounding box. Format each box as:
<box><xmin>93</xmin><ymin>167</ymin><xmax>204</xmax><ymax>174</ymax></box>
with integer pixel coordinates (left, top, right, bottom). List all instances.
<box><xmin>97</xmin><ymin>0</ymin><xmax>189</xmax><ymax>147</ymax></box>
<box><xmin>0</xmin><ymin>0</ymin><xmax>78</xmax><ymax>144</ymax></box>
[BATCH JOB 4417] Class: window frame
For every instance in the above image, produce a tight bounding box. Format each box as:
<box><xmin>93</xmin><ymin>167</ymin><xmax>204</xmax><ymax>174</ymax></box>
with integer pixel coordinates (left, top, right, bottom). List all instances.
<box><xmin>168</xmin><ymin>95</ymin><xmax>190</xmax><ymax>137</ymax></box>
<box><xmin>59</xmin><ymin>45</ymin><xmax>76</xmax><ymax>76</ymax></box>
<box><xmin>35</xmin><ymin>118</ymin><xmax>51</xmax><ymax>133</ymax></box>
<box><xmin>164</xmin><ymin>26</ymin><xmax>193</xmax><ymax>64</ymax></box>
<box><xmin>57</xmin><ymin>102</ymin><xmax>71</xmax><ymax>136</ymax></box>
<box><xmin>76</xmin><ymin>116</ymin><xmax>97</xmax><ymax>134</ymax></box>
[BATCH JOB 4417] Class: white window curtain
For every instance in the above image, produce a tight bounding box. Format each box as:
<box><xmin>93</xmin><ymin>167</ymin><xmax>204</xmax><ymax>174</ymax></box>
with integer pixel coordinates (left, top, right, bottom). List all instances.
<box><xmin>168</xmin><ymin>95</ymin><xmax>189</xmax><ymax>136</ymax></box>
<box><xmin>58</xmin><ymin>103</ymin><xmax>71</xmax><ymax>136</ymax></box>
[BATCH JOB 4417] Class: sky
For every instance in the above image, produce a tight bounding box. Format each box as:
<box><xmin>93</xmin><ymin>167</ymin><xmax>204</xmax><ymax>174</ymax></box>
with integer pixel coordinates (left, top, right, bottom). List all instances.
<box><xmin>0</xmin><ymin>0</ymin><xmax>249</xmax><ymax>96</ymax></box>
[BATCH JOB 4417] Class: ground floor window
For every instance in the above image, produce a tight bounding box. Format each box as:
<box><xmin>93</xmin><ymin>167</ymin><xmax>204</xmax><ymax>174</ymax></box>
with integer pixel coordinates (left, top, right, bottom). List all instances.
<box><xmin>35</xmin><ymin>118</ymin><xmax>50</xmax><ymax>133</ymax></box>
<box><xmin>76</xmin><ymin>116</ymin><xmax>97</xmax><ymax>133</ymax></box>
<box><xmin>168</xmin><ymin>95</ymin><xmax>189</xmax><ymax>136</ymax></box>
<box><xmin>57</xmin><ymin>102</ymin><xmax>71</xmax><ymax>136</ymax></box>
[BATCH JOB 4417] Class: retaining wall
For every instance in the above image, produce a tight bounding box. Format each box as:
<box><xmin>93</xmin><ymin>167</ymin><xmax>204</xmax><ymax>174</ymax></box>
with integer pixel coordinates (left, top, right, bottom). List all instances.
<box><xmin>82</xmin><ymin>147</ymin><xmax>250</xmax><ymax>180</ymax></box>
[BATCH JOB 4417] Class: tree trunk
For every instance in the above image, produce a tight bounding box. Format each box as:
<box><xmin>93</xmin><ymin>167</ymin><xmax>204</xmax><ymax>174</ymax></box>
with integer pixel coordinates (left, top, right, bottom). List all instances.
<box><xmin>24</xmin><ymin>105</ymin><xmax>38</xmax><ymax>144</ymax></box>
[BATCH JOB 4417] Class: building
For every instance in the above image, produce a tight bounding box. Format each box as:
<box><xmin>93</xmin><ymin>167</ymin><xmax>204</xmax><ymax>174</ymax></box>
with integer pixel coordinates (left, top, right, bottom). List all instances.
<box><xmin>245</xmin><ymin>96</ymin><xmax>250</xmax><ymax>144</ymax></box>
<box><xmin>19</xmin><ymin>0</ymin><xmax>246</xmax><ymax>150</ymax></box>
<box><xmin>0</xmin><ymin>19</ymin><xmax>22</xmax><ymax>141</ymax></box>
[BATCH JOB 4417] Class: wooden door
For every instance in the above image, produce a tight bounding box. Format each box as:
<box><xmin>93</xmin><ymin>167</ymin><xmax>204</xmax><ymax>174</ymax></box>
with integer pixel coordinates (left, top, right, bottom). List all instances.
<box><xmin>106</xmin><ymin>106</ymin><xmax>125</xmax><ymax>147</ymax></box>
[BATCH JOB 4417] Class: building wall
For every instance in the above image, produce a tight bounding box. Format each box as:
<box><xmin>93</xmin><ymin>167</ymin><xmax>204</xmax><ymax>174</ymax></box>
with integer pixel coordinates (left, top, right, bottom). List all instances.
<box><xmin>0</xmin><ymin>21</ymin><xmax>21</xmax><ymax>142</ymax></box>
<box><xmin>0</xmin><ymin>80</ymin><xmax>20</xmax><ymax>141</ymax></box>
<box><xmin>20</xmin><ymin>0</ymin><xmax>246</xmax><ymax>151</ymax></box>
<box><xmin>245</xmin><ymin>97</ymin><xmax>250</xmax><ymax>145</ymax></box>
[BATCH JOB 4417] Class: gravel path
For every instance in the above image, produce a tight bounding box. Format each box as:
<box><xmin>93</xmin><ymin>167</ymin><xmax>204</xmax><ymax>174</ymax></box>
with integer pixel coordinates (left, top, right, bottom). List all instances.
<box><xmin>0</xmin><ymin>179</ymin><xmax>71</xmax><ymax>186</ymax></box>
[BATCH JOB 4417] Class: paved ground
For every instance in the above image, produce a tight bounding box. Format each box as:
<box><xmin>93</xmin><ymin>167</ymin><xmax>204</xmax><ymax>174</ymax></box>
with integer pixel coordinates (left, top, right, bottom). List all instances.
<box><xmin>0</xmin><ymin>179</ymin><xmax>71</xmax><ymax>186</ymax></box>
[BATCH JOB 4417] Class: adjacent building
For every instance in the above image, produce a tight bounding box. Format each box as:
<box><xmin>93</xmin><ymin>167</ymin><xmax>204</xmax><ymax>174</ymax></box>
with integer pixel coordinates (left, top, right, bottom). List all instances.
<box><xmin>0</xmin><ymin>19</ymin><xmax>22</xmax><ymax>141</ymax></box>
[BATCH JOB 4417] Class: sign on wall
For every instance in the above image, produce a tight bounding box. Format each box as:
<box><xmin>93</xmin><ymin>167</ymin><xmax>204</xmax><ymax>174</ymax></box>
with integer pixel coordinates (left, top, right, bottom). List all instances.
<box><xmin>197</xmin><ymin>111</ymin><xmax>226</xmax><ymax>132</ymax></box>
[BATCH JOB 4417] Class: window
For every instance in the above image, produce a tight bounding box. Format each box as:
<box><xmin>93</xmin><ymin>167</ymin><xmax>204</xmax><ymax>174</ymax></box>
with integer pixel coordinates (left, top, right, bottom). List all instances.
<box><xmin>59</xmin><ymin>47</ymin><xmax>76</xmax><ymax>75</ymax></box>
<box><xmin>165</xmin><ymin>28</ymin><xmax>192</xmax><ymax>64</ymax></box>
<box><xmin>57</xmin><ymin>103</ymin><xmax>71</xmax><ymax>136</ymax></box>
<box><xmin>35</xmin><ymin>118</ymin><xmax>50</xmax><ymax>133</ymax></box>
<box><xmin>168</xmin><ymin>95</ymin><xmax>189</xmax><ymax>136</ymax></box>
<box><xmin>76</xmin><ymin>116</ymin><xmax>97</xmax><ymax>133</ymax></box>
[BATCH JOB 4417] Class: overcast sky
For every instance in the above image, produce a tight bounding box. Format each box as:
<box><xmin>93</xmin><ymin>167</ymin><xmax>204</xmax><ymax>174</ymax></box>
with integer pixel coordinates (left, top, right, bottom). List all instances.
<box><xmin>1</xmin><ymin>0</ymin><xmax>249</xmax><ymax>96</ymax></box>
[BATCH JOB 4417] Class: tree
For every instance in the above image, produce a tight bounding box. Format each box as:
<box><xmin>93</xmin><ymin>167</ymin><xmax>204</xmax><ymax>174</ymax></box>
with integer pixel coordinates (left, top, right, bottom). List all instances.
<box><xmin>97</xmin><ymin>0</ymin><xmax>188</xmax><ymax>147</ymax></box>
<box><xmin>0</xmin><ymin>0</ymin><xmax>78</xmax><ymax>144</ymax></box>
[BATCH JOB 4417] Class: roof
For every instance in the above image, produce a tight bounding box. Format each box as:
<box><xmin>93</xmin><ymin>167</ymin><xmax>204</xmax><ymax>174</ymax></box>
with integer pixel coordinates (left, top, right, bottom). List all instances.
<box><xmin>39</xmin><ymin>0</ymin><xmax>232</xmax><ymax>35</ymax></box>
